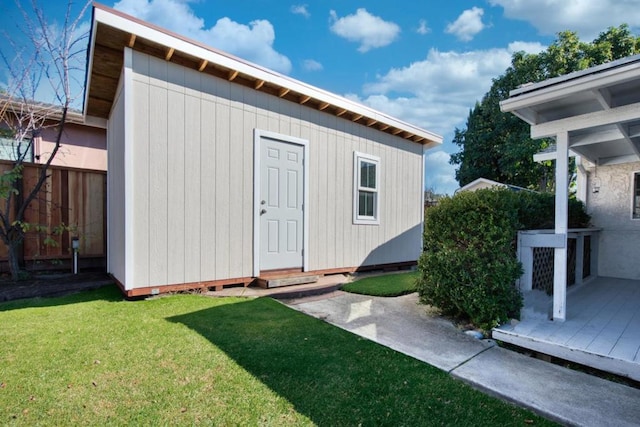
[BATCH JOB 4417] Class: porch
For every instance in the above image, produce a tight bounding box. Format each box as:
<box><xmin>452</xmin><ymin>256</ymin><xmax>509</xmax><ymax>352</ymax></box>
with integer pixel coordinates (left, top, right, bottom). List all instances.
<box><xmin>493</xmin><ymin>276</ymin><xmax>640</xmax><ymax>382</ymax></box>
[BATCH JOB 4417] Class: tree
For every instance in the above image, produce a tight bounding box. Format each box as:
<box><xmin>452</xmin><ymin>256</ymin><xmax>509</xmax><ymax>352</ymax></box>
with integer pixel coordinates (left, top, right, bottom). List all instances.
<box><xmin>0</xmin><ymin>0</ymin><xmax>91</xmax><ymax>280</ymax></box>
<box><xmin>450</xmin><ymin>25</ymin><xmax>640</xmax><ymax>191</ymax></box>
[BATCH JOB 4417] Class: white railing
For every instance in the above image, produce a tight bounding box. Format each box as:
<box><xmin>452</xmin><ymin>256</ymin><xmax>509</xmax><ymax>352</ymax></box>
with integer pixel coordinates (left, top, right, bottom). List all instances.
<box><xmin>516</xmin><ymin>228</ymin><xmax>600</xmax><ymax>292</ymax></box>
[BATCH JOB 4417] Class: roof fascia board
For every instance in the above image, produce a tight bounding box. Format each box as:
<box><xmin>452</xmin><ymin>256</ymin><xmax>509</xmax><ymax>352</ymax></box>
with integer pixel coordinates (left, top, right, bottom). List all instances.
<box><xmin>83</xmin><ymin>12</ymin><xmax>99</xmax><ymax>118</ymax></box>
<box><xmin>93</xmin><ymin>6</ymin><xmax>442</xmax><ymax>146</ymax></box>
<box><xmin>500</xmin><ymin>63</ymin><xmax>640</xmax><ymax>119</ymax></box>
<box><xmin>531</xmin><ymin>101</ymin><xmax>640</xmax><ymax>139</ymax></box>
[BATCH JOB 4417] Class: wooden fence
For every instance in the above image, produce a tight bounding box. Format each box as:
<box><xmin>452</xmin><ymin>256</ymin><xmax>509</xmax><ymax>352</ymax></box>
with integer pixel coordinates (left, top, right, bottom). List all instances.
<box><xmin>0</xmin><ymin>160</ymin><xmax>106</xmax><ymax>272</ymax></box>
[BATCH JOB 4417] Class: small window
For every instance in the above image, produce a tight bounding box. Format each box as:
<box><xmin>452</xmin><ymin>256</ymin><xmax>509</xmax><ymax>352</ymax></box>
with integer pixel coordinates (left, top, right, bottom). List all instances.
<box><xmin>633</xmin><ymin>172</ymin><xmax>640</xmax><ymax>219</ymax></box>
<box><xmin>353</xmin><ymin>152</ymin><xmax>380</xmax><ymax>224</ymax></box>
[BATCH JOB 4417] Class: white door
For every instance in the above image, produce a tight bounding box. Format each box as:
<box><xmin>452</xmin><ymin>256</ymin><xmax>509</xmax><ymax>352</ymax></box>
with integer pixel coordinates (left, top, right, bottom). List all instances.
<box><xmin>259</xmin><ymin>137</ymin><xmax>304</xmax><ymax>270</ymax></box>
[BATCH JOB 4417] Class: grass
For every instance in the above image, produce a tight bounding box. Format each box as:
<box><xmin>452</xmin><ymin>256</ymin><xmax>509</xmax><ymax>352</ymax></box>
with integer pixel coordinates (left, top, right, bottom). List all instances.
<box><xmin>0</xmin><ymin>285</ymin><xmax>557</xmax><ymax>426</ymax></box>
<box><xmin>341</xmin><ymin>270</ymin><xmax>420</xmax><ymax>296</ymax></box>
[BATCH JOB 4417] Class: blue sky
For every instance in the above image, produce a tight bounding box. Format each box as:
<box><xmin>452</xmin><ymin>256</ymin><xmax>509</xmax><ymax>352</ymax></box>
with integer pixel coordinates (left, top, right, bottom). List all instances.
<box><xmin>3</xmin><ymin>0</ymin><xmax>640</xmax><ymax>193</ymax></box>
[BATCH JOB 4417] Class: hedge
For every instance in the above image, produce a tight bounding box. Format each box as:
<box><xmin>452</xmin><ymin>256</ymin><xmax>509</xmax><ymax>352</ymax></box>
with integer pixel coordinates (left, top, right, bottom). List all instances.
<box><xmin>417</xmin><ymin>189</ymin><xmax>590</xmax><ymax>330</ymax></box>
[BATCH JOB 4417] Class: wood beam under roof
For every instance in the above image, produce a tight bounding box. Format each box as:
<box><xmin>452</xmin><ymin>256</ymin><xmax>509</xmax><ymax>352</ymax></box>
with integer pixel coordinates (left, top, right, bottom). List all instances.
<box><xmin>165</xmin><ymin>47</ymin><xmax>175</xmax><ymax>61</ymax></box>
<box><xmin>336</xmin><ymin>108</ymin><xmax>347</xmax><ymax>117</ymax></box>
<box><xmin>299</xmin><ymin>95</ymin><xmax>311</xmax><ymax>104</ymax></box>
<box><xmin>351</xmin><ymin>114</ymin><xmax>363</xmax><ymax>122</ymax></box>
<box><xmin>366</xmin><ymin>118</ymin><xmax>377</xmax><ymax>127</ymax></box>
<box><xmin>128</xmin><ymin>34</ymin><xmax>136</xmax><ymax>48</ymax></box>
<box><xmin>254</xmin><ymin>79</ymin><xmax>265</xmax><ymax>90</ymax></box>
<box><xmin>318</xmin><ymin>102</ymin><xmax>330</xmax><ymax>111</ymax></box>
<box><xmin>228</xmin><ymin>70</ymin><xmax>239</xmax><ymax>81</ymax></box>
<box><xmin>279</xmin><ymin>88</ymin><xmax>290</xmax><ymax>98</ymax></box>
<box><xmin>198</xmin><ymin>59</ymin><xmax>208</xmax><ymax>71</ymax></box>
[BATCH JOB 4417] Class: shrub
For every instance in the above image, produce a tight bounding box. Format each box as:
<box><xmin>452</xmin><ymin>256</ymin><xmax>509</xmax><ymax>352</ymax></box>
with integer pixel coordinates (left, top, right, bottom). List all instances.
<box><xmin>417</xmin><ymin>188</ymin><xmax>590</xmax><ymax>330</ymax></box>
<box><xmin>417</xmin><ymin>190</ymin><xmax>523</xmax><ymax>330</ymax></box>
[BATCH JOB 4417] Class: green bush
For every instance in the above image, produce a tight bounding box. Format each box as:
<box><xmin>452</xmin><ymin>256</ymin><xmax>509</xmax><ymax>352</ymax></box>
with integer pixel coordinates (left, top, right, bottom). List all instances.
<box><xmin>417</xmin><ymin>188</ymin><xmax>590</xmax><ymax>330</ymax></box>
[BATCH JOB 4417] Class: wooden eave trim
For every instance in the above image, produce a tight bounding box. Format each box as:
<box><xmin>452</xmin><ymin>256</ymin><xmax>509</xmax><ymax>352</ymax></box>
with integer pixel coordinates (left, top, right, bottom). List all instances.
<box><xmin>278</xmin><ymin>88</ymin><xmax>290</xmax><ymax>98</ymax></box>
<box><xmin>165</xmin><ymin>47</ymin><xmax>175</xmax><ymax>61</ymax></box>
<box><xmin>89</xmin><ymin>4</ymin><xmax>444</xmax><ymax>147</ymax></box>
<box><xmin>128</xmin><ymin>33</ymin><xmax>136</xmax><ymax>48</ymax></box>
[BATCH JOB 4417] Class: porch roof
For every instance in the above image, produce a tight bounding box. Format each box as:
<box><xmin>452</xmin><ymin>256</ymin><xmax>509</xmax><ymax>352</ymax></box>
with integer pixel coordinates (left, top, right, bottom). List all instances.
<box><xmin>500</xmin><ymin>54</ymin><xmax>640</xmax><ymax>166</ymax></box>
<box><xmin>83</xmin><ymin>3</ymin><xmax>442</xmax><ymax>148</ymax></box>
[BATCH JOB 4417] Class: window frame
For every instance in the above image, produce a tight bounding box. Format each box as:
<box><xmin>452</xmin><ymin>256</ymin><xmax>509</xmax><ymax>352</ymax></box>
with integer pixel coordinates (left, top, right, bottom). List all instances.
<box><xmin>632</xmin><ymin>171</ymin><xmax>640</xmax><ymax>220</ymax></box>
<box><xmin>353</xmin><ymin>151</ymin><xmax>380</xmax><ymax>225</ymax></box>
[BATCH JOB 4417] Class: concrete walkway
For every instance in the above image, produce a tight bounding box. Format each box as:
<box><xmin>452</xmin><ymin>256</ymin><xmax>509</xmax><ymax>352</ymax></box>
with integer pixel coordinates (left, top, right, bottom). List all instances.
<box><xmin>278</xmin><ymin>288</ymin><xmax>640</xmax><ymax>427</ymax></box>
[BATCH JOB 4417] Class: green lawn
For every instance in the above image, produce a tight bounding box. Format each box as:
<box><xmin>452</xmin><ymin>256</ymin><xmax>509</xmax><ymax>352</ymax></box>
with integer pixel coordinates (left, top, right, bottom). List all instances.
<box><xmin>341</xmin><ymin>270</ymin><xmax>420</xmax><ymax>296</ymax></box>
<box><xmin>0</xmin><ymin>285</ymin><xmax>556</xmax><ymax>426</ymax></box>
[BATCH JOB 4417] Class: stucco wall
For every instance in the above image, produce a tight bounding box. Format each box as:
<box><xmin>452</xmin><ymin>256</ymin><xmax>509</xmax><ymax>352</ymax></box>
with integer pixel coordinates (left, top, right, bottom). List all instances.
<box><xmin>585</xmin><ymin>161</ymin><xmax>640</xmax><ymax>279</ymax></box>
<box><xmin>125</xmin><ymin>49</ymin><xmax>424</xmax><ymax>288</ymax></box>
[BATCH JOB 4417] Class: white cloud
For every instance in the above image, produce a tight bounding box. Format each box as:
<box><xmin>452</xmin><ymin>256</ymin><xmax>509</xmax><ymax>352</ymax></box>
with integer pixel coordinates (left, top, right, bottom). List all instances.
<box><xmin>489</xmin><ymin>0</ymin><xmax>640</xmax><ymax>40</ymax></box>
<box><xmin>417</xmin><ymin>19</ymin><xmax>430</xmax><ymax>35</ymax></box>
<box><xmin>113</xmin><ymin>0</ymin><xmax>292</xmax><ymax>74</ymax></box>
<box><xmin>445</xmin><ymin>7</ymin><xmax>486</xmax><ymax>42</ymax></box>
<box><xmin>425</xmin><ymin>150</ymin><xmax>459</xmax><ymax>194</ymax></box>
<box><xmin>329</xmin><ymin>8</ymin><xmax>400</xmax><ymax>52</ymax></box>
<box><xmin>291</xmin><ymin>4</ymin><xmax>310</xmax><ymax>18</ymax></box>
<box><xmin>302</xmin><ymin>59</ymin><xmax>323</xmax><ymax>71</ymax></box>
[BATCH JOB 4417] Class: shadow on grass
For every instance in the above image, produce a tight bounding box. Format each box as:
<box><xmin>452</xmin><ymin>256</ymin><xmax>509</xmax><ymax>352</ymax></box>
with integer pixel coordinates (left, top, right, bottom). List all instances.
<box><xmin>168</xmin><ymin>297</ymin><xmax>552</xmax><ymax>426</ymax></box>
<box><xmin>0</xmin><ymin>284</ymin><xmax>122</xmax><ymax>311</ymax></box>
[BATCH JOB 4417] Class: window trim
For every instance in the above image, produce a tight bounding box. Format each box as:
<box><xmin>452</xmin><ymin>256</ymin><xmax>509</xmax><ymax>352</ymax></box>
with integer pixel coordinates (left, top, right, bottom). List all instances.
<box><xmin>353</xmin><ymin>151</ymin><xmax>380</xmax><ymax>225</ymax></box>
<box><xmin>632</xmin><ymin>171</ymin><xmax>640</xmax><ymax>220</ymax></box>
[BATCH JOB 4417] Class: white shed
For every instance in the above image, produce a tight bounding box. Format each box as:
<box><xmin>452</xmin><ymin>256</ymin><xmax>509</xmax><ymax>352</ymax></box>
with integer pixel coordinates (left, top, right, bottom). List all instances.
<box><xmin>83</xmin><ymin>4</ymin><xmax>442</xmax><ymax>297</ymax></box>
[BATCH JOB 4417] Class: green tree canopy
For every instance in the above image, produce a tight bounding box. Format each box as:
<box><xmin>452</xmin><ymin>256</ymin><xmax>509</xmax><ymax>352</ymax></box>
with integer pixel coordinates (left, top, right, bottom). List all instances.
<box><xmin>450</xmin><ymin>25</ymin><xmax>640</xmax><ymax>191</ymax></box>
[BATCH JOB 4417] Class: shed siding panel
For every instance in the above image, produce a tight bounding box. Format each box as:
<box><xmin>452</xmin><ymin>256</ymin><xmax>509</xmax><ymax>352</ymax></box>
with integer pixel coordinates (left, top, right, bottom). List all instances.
<box><xmin>229</xmin><ymin>106</ymin><xmax>244</xmax><ymax>276</ymax></box>
<box><xmin>107</xmin><ymin>80</ymin><xmax>126</xmax><ymax>283</ymax></box>
<box><xmin>214</xmin><ymin>104</ymin><xmax>230</xmax><ymax>279</ymax></box>
<box><xmin>183</xmin><ymin>94</ymin><xmax>202</xmax><ymax>283</ymax></box>
<box><xmin>132</xmin><ymin>79</ymin><xmax>150</xmax><ymax>286</ymax></box>
<box><xmin>200</xmin><ymin>99</ymin><xmax>217</xmax><ymax>279</ymax></box>
<box><xmin>167</xmin><ymin>90</ymin><xmax>186</xmax><ymax>285</ymax></box>
<box><xmin>128</xmin><ymin>50</ymin><xmax>424</xmax><ymax>289</ymax></box>
<box><xmin>148</xmin><ymin>82</ymin><xmax>169</xmax><ymax>286</ymax></box>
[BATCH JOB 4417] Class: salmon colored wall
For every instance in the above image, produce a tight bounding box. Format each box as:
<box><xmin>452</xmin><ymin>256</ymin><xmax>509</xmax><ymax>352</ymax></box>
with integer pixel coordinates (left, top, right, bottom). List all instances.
<box><xmin>38</xmin><ymin>123</ymin><xmax>106</xmax><ymax>171</ymax></box>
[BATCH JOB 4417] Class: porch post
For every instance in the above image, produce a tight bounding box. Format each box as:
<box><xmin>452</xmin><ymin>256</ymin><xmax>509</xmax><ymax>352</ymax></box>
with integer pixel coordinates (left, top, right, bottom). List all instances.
<box><xmin>553</xmin><ymin>131</ymin><xmax>569</xmax><ymax>321</ymax></box>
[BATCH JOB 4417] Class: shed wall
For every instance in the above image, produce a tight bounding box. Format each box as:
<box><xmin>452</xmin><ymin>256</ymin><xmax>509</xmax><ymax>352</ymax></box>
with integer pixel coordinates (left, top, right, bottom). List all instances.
<box><xmin>107</xmin><ymin>77</ymin><xmax>126</xmax><ymax>283</ymax></box>
<box><xmin>128</xmin><ymin>50</ymin><xmax>423</xmax><ymax>288</ymax></box>
<box><xmin>586</xmin><ymin>161</ymin><xmax>640</xmax><ymax>279</ymax></box>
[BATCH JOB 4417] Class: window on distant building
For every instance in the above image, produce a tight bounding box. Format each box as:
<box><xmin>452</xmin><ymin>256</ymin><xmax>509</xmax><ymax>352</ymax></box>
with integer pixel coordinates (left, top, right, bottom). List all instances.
<box><xmin>353</xmin><ymin>152</ymin><xmax>380</xmax><ymax>225</ymax></box>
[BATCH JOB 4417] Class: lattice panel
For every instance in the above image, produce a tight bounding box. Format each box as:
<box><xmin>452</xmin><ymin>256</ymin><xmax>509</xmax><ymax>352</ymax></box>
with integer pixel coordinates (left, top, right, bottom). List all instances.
<box><xmin>532</xmin><ymin>247</ymin><xmax>554</xmax><ymax>294</ymax></box>
<box><xmin>583</xmin><ymin>236</ymin><xmax>591</xmax><ymax>279</ymax></box>
<box><xmin>567</xmin><ymin>238</ymin><xmax>576</xmax><ymax>286</ymax></box>
<box><xmin>531</xmin><ymin>238</ymin><xmax>579</xmax><ymax>295</ymax></box>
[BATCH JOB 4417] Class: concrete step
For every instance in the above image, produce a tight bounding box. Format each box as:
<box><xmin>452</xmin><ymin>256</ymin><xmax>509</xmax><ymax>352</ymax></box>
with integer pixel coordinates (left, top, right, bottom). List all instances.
<box><xmin>258</xmin><ymin>275</ymin><xmax>319</xmax><ymax>289</ymax></box>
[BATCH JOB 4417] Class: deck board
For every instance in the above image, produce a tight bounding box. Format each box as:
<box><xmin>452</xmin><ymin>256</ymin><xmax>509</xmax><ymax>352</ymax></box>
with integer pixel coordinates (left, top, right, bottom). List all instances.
<box><xmin>493</xmin><ymin>277</ymin><xmax>640</xmax><ymax>381</ymax></box>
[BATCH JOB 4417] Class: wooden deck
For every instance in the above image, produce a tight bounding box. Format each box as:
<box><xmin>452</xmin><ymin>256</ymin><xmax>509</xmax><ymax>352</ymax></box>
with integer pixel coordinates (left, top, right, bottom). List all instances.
<box><xmin>493</xmin><ymin>277</ymin><xmax>640</xmax><ymax>381</ymax></box>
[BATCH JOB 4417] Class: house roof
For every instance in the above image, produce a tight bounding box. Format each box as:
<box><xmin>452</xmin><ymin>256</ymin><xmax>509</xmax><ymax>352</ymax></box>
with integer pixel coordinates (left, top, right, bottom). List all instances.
<box><xmin>456</xmin><ymin>177</ymin><xmax>533</xmax><ymax>193</ymax></box>
<box><xmin>500</xmin><ymin>54</ymin><xmax>640</xmax><ymax>166</ymax></box>
<box><xmin>84</xmin><ymin>3</ymin><xmax>442</xmax><ymax>148</ymax></box>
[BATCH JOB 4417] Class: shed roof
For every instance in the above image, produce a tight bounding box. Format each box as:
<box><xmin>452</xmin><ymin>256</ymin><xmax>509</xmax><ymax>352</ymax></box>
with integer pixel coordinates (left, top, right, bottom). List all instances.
<box><xmin>84</xmin><ymin>3</ymin><xmax>442</xmax><ymax>148</ymax></box>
